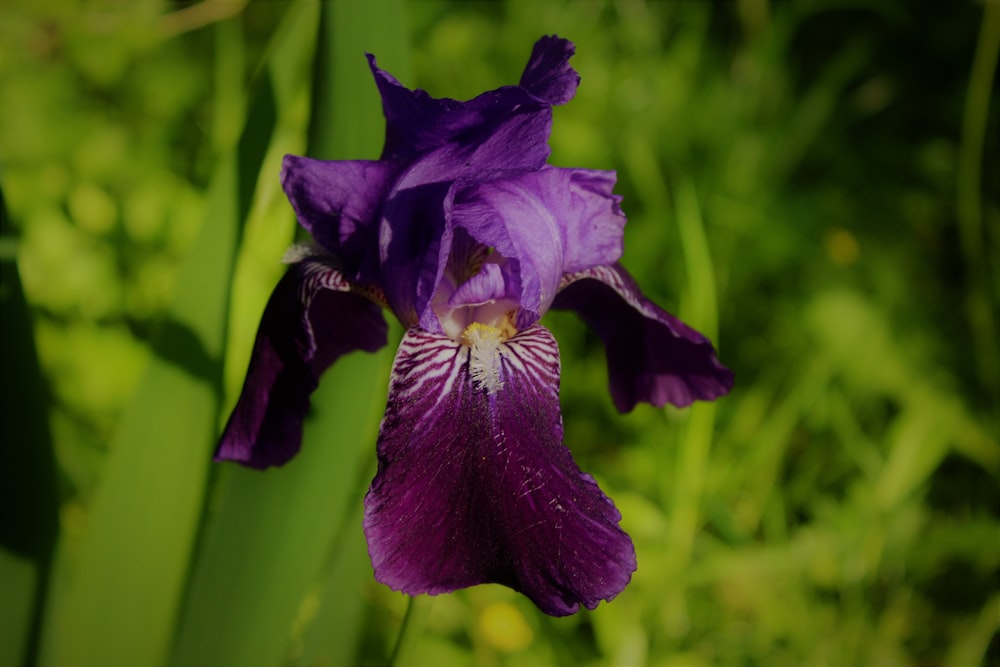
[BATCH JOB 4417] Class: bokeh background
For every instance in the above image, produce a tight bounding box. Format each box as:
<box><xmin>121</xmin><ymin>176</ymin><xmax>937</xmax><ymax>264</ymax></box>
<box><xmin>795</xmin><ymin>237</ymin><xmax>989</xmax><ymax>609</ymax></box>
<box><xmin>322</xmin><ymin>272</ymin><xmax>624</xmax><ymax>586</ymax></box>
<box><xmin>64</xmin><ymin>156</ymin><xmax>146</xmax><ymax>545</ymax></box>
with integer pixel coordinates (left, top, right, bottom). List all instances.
<box><xmin>2</xmin><ymin>1</ymin><xmax>998</xmax><ymax>666</ymax></box>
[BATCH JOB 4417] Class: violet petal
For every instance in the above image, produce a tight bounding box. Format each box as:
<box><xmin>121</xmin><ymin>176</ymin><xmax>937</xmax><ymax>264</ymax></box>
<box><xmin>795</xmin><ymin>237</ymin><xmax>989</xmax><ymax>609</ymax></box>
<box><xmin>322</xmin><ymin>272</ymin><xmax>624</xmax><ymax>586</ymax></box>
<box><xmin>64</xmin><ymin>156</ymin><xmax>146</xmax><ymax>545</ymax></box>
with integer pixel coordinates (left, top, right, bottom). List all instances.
<box><xmin>368</xmin><ymin>35</ymin><xmax>577</xmax><ymax>166</ymax></box>
<box><xmin>518</xmin><ymin>35</ymin><xmax>580</xmax><ymax>105</ymax></box>
<box><xmin>376</xmin><ymin>113</ymin><xmax>561</xmax><ymax>331</ymax></box>
<box><xmin>280</xmin><ymin>156</ymin><xmax>398</xmax><ymax>282</ymax></box>
<box><xmin>448</xmin><ymin>262</ymin><xmax>511</xmax><ymax>307</ymax></box>
<box><xmin>370</xmin><ymin>38</ymin><xmax>584</xmax><ymax>331</ymax></box>
<box><xmin>447</xmin><ymin>166</ymin><xmax>626</xmax><ymax>328</ymax></box>
<box><xmin>378</xmin><ymin>180</ymin><xmax>451</xmax><ymax>330</ymax></box>
<box><xmin>364</xmin><ymin>325</ymin><xmax>636</xmax><ymax>616</ymax></box>
<box><xmin>215</xmin><ymin>257</ymin><xmax>388</xmax><ymax>469</ymax></box>
<box><xmin>552</xmin><ymin>264</ymin><xmax>734</xmax><ymax>412</ymax></box>
<box><xmin>368</xmin><ymin>56</ymin><xmax>554</xmax><ymax>168</ymax></box>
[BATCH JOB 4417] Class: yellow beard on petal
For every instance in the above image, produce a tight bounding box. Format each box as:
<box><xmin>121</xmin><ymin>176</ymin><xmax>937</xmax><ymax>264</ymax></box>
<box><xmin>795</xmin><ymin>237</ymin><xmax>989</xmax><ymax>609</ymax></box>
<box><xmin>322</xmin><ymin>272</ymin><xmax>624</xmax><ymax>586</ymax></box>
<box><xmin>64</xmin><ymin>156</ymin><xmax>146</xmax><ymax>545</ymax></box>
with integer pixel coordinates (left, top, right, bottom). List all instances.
<box><xmin>461</xmin><ymin>322</ymin><xmax>505</xmax><ymax>394</ymax></box>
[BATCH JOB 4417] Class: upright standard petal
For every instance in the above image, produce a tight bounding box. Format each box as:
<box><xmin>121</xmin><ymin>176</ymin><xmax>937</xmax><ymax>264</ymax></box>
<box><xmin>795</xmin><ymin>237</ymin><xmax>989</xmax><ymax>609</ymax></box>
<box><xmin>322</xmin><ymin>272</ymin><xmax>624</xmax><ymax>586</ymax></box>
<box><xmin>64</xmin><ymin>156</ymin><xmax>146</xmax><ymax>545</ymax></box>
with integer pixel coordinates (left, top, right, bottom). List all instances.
<box><xmin>368</xmin><ymin>35</ymin><xmax>577</xmax><ymax>167</ymax></box>
<box><xmin>447</xmin><ymin>166</ymin><xmax>626</xmax><ymax>328</ymax></box>
<box><xmin>215</xmin><ymin>257</ymin><xmax>388</xmax><ymax>469</ymax></box>
<box><xmin>518</xmin><ymin>35</ymin><xmax>580</xmax><ymax>105</ymax></box>
<box><xmin>378</xmin><ymin>179</ymin><xmax>452</xmax><ymax>331</ymax></box>
<box><xmin>552</xmin><ymin>264</ymin><xmax>734</xmax><ymax>412</ymax></box>
<box><xmin>366</xmin><ymin>39</ymin><xmax>583</xmax><ymax>332</ymax></box>
<box><xmin>364</xmin><ymin>325</ymin><xmax>636</xmax><ymax>616</ymax></box>
<box><xmin>280</xmin><ymin>156</ymin><xmax>398</xmax><ymax>282</ymax></box>
<box><xmin>369</xmin><ymin>56</ymin><xmax>554</xmax><ymax>170</ymax></box>
<box><xmin>374</xmin><ymin>135</ymin><xmax>549</xmax><ymax>333</ymax></box>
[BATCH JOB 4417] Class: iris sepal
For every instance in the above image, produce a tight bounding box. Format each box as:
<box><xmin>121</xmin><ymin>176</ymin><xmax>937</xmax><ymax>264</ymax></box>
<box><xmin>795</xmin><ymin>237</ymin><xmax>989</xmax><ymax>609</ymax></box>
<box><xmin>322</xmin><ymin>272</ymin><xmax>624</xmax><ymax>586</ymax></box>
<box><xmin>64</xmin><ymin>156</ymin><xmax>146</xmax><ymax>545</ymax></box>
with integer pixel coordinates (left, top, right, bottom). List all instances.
<box><xmin>552</xmin><ymin>263</ymin><xmax>734</xmax><ymax>412</ymax></box>
<box><xmin>215</xmin><ymin>257</ymin><xmax>388</xmax><ymax>469</ymax></box>
<box><xmin>363</xmin><ymin>325</ymin><xmax>636</xmax><ymax>616</ymax></box>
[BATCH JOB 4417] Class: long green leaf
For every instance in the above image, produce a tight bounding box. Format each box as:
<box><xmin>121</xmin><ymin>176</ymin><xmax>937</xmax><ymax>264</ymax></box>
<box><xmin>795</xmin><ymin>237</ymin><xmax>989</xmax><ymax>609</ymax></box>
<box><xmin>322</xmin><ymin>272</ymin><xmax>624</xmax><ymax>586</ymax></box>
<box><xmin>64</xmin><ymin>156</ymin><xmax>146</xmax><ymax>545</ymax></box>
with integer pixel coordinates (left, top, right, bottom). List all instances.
<box><xmin>291</xmin><ymin>517</ymin><xmax>372</xmax><ymax>667</ymax></box>
<box><xmin>170</xmin><ymin>1</ymin><xmax>409</xmax><ymax>665</ymax></box>
<box><xmin>39</xmin><ymin>149</ymin><xmax>238</xmax><ymax>667</ymax></box>
<box><xmin>0</xmin><ymin>550</ymin><xmax>36</xmax><ymax>667</ymax></box>
<box><xmin>170</xmin><ymin>350</ymin><xmax>390</xmax><ymax>667</ymax></box>
<box><xmin>657</xmin><ymin>180</ymin><xmax>722</xmax><ymax>633</ymax></box>
<box><xmin>37</xmin><ymin>12</ymin><xmax>278</xmax><ymax>667</ymax></box>
<box><xmin>0</xmin><ymin>188</ymin><xmax>58</xmax><ymax>667</ymax></box>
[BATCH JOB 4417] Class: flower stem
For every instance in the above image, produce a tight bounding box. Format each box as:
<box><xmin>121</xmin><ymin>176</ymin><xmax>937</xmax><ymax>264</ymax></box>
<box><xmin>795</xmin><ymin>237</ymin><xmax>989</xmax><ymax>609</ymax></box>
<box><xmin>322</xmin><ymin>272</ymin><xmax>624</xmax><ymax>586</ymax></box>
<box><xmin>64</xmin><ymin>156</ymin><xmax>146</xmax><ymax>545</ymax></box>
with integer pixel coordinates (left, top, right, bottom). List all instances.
<box><xmin>387</xmin><ymin>596</ymin><xmax>417</xmax><ymax>667</ymax></box>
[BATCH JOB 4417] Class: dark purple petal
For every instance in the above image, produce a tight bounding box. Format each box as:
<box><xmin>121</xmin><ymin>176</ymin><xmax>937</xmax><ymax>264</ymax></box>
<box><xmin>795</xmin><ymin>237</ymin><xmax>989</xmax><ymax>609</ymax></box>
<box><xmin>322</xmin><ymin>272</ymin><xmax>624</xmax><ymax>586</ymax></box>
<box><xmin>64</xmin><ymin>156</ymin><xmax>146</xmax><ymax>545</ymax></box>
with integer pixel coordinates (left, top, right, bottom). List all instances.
<box><xmin>358</xmin><ymin>39</ymin><xmax>584</xmax><ymax>330</ymax></box>
<box><xmin>378</xmin><ymin>181</ymin><xmax>451</xmax><ymax>330</ymax></box>
<box><xmin>447</xmin><ymin>166</ymin><xmax>626</xmax><ymax>328</ymax></box>
<box><xmin>518</xmin><ymin>35</ymin><xmax>580</xmax><ymax>105</ymax></box>
<box><xmin>215</xmin><ymin>258</ymin><xmax>388</xmax><ymax>469</ymax></box>
<box><xmin>389</xmin><ymin>111</ymin><xmax>554</xmax><ymax>186</ymax></box>
<box><xmin>377</xmin><ymin>119</ymin><xmax>567</xmax><ymax>333</ymax></box>
<box><xmin>364</xmin><ymin>325</ymin><xmax>636</xmax><ymax>616</ymax></box>
<box><xmin>367</xmin><ymin>56</ymin><xmax>465</xmax><ymax>162</ymax></box>
<box><xmin>280</xmin><ymin>156</ymin><xmax>398</xmax><ymax>282</ymax></box>
<box><xmin>368</xmin><ymin>55</ymin><xmax>554</xmax><ymax>168</ymax></box>
<box><xmin>552</xmin><ymin>264</ymin><xmax>733</xmax><ymax>412</ymax></box>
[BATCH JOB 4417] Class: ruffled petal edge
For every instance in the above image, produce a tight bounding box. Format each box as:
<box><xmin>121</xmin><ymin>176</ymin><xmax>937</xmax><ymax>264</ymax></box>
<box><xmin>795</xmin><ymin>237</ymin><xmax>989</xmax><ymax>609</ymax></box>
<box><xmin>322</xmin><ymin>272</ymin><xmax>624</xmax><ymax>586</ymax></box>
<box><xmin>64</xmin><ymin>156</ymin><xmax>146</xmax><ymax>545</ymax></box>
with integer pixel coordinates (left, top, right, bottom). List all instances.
<box><xmin>364</xmin><ymin>325</ymin><xmax>636</xmax><ymax>615</ymax></box>
<box><xmin>215</xmin><ymin>257</ymin><xmax>388</xmax><ymax>469</ymax></box>
<box><xmin>552</xmin><ymin>264</ymin><xmax>733</xmax><ymax>411</ymax></box>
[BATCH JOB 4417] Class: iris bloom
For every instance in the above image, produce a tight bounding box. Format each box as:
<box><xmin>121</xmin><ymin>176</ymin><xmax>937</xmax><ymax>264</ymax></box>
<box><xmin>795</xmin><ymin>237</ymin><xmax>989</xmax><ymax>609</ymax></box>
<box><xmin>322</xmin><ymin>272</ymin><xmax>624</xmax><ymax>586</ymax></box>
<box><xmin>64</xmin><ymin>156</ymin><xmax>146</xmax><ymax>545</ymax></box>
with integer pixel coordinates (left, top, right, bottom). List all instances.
<box><xmin>216</xmin><ymin>36</ymin><xmax>733</xmax><ymax>616</ymax></box>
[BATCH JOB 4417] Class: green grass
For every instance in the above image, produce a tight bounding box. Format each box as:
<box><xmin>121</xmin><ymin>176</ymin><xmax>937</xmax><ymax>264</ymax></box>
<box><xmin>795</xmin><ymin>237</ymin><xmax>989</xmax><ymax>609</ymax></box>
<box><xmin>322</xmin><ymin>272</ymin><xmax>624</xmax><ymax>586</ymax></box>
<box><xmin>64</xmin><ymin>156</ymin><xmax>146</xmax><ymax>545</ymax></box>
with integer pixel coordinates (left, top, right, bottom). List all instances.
<box><xmin>1</xmin><ymin>1</ymin><xmax>997</xmax><ymax>666</ymax></box>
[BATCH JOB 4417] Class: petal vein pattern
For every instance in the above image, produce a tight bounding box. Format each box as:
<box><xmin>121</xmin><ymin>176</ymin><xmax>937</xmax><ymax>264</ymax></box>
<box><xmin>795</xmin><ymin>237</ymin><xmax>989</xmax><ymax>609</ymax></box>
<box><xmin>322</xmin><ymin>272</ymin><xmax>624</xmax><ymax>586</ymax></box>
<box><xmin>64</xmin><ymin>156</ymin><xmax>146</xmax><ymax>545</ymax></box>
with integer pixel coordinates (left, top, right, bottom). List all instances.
<box><xmin>364</xmin><ymin>325</ymin><xmax>636</xmax><ymax>616</ymax></box>
<box><xmin>392</xmin><ymin>329</ymin><xmax>465</xmax><ymax>421</ymax></box>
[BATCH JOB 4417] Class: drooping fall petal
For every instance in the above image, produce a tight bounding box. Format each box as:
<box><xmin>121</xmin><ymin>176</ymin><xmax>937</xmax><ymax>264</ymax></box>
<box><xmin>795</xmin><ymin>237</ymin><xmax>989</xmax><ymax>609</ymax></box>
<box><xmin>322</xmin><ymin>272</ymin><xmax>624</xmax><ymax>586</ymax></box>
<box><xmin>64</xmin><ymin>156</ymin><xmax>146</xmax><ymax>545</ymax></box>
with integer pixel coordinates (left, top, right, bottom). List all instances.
<box><xmin>363</xmin><ymin>325</ymin><xmax>636</xmax><ymax>616</ymax></box>
<box><xmin>552</xmin><ymin>263</ymin><xmax>733</xmax><ymax>412</ymax></box>
<box><xmin>215</xmin><ymin>258</ymin><xmax>388</xmax><ymax>469</ymax></box>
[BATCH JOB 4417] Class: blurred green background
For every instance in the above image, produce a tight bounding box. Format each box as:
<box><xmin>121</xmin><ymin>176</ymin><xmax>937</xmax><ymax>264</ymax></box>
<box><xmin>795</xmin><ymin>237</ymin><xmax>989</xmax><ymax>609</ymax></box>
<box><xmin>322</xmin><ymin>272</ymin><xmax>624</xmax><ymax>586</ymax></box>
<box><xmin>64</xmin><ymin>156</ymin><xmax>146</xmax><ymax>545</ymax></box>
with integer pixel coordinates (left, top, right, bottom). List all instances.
<box><xmin>1</xmin><ymin>1</ymin><xmax>998</xmax><ymax>666</ymax></box>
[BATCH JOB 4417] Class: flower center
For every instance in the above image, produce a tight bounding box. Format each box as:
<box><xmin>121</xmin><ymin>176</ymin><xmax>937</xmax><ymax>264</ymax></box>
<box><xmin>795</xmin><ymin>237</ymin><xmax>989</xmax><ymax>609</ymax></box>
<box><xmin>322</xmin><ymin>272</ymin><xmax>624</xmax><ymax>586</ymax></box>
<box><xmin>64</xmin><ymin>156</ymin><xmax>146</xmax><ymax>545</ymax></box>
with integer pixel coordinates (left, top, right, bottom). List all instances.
<box><xmin>431</xmin><ymin>232</ymin><xmax>519</xmax><ymax>341</ymax></box>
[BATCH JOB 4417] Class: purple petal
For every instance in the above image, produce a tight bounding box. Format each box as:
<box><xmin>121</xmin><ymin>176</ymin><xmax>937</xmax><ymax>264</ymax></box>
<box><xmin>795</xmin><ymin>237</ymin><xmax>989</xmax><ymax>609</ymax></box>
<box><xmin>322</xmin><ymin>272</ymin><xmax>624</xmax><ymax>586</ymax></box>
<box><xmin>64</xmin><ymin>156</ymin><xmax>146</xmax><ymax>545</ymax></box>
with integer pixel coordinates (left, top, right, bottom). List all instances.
<box><xmin>518</xmin><ymin>36</ymin><xmax>580</xmax><ymax>105</ymax></box>
<box><xmin>448</xmin><ymin>262</ymin><xmax>512</xmax><ymax>307</ymax></box>
<box><xmin>364</xmin><ymin>325</ymin><xmax>636</xmax><ymax>616</ymax></box>
<box><xmin>447</xmin><ymin>166</ymin><xmax>626</xmax><ymax>328</ymax></box>
<box><xmin>378</xmin><ymin>180</ymin><xmax>451</xmax><ymax>330</ymax></box>
<box><xmin>280</xmin><ymin>156</ymin><xmax>398</xmax><ymax>282</ymax></box>
<box><xmin>552</xmin><ymin>264</ymin><xmax>733</xmax><ymax>411</ymax></box>
<box><xmin>376</xmin><ymin>141</ymin><xmax>551</xmax><ymax>333</ymax></box>
<box><xmin>215</xmin><ymin>257</ymin><xmax>388</xmax><ymax>469</ymax></box>
<box><xmin>367</xmin><ymin>56</ymin><xmax>554</xmax><ymax>168</ymax></box>
<box><xmin>368</xmin><ymin>39</ymin><xmax>587</xmax><ymax>330</ymax></box>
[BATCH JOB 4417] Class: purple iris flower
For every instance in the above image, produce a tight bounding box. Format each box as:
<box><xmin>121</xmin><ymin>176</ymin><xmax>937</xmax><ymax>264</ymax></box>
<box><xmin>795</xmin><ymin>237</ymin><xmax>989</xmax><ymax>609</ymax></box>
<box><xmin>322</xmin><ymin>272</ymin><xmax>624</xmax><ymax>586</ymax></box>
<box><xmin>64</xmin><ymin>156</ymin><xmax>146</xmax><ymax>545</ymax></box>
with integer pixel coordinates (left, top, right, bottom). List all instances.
<box><xmin>216</xmin><ymin>36</ymin><xmax>733</xmax><ymax>616</ymax></box>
